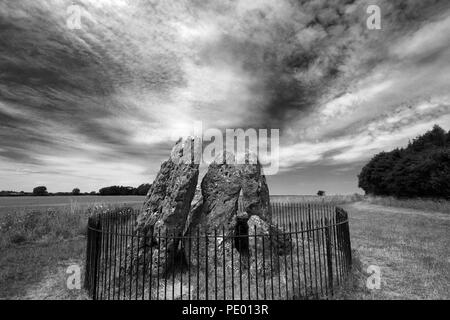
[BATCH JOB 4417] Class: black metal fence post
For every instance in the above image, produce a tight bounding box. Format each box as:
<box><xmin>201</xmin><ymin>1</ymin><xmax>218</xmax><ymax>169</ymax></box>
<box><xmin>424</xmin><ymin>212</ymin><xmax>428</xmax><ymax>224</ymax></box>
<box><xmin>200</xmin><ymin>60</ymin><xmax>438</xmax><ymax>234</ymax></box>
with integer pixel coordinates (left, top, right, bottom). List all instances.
<box><xmin>84</xmin><ymin>216</ymin><xmax>93</xmax><ymax>294</ymax></box>
<box><xmin>325</xmin><ymin>217</ymin><xmax>334</xmax><ymax>295</ymax></box>
<box><xmin>93</xmin><ymin>217</ymin><xmax>102</xmax><ymax>300</ymax></box>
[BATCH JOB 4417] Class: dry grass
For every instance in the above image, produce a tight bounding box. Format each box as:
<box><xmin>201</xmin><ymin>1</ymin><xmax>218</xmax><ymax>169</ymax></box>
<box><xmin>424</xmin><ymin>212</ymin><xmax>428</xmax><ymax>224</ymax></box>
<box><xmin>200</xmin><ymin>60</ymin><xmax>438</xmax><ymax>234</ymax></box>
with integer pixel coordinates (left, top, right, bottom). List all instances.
<box><xmin>271</xmin><ymin>194</ymin><xmax>364</xmax><ymax>205</ymax></box>
<box><xmin>0</xmin><ymin>195</ymin><xmax>145</xmax><ymax>216</ymax></box>
<box><xmin>339</xmin><ymin>202</ymin><xmax>450</xmax><ymax>299</ymax></box>
<box><xmin>0</xmin><ymin>203</ymin><xmax>141</xmax><ymax>248</ymax></box>
<box><xmin>271</xmin><ymin>195</ymin><xmax>450</xmax><ymax>214</ymax></box>
<box><xmin>0</xmin><ymin>208</ymin><xmax>87</xmax><ymax>248</ymax></box>
<box><xmin>3</xmin><ymin>195</ymin><xmax>447</xmax><ymax>300</ymax></box>
<box><xmin>365</xmin><ymin>196</ymin><xmax>450</xmax><ymax>214</ymax></box>
<box><xmin>0</xmin><ymin>203</ymin><xmax>139</xmax><ymax>299</ymax></box>
<box><xmin>0</xmin><ymin>238</ymin><xmax>87</xmax><ymax>299</ymax></box>
<box><xmin>14</xmin><ymin>257</ymin><xmax>89</xmax><ymax>300</ymax></box>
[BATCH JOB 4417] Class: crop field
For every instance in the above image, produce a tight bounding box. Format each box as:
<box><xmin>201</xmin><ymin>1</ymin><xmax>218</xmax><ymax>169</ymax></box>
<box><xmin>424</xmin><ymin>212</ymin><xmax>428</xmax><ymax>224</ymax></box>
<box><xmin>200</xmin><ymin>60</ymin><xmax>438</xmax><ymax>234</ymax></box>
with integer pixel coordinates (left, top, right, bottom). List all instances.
<box><xmin>0</xmin><ymin>195</ymin><xmax>145</xmax><ymax>216</ymax></box>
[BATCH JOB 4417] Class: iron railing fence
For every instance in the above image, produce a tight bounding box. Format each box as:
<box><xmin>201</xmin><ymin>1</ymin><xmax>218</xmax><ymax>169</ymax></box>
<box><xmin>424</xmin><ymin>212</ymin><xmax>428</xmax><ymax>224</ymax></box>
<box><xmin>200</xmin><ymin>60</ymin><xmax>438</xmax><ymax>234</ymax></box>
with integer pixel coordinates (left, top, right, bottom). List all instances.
<box><xmin>84</xmin><ymin>203</ymin><xmax>351</xmax><ymax>300</ymax></box>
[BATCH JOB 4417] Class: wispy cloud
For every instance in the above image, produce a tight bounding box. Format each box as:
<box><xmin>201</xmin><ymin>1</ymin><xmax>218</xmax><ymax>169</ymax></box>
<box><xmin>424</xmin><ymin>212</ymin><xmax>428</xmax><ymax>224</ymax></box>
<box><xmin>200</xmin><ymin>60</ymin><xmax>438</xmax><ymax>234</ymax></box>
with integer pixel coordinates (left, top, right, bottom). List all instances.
<box><xmin>0</xmin><ymin>0</ymin><xmax>449</xmax><ymax>193</ymax></box>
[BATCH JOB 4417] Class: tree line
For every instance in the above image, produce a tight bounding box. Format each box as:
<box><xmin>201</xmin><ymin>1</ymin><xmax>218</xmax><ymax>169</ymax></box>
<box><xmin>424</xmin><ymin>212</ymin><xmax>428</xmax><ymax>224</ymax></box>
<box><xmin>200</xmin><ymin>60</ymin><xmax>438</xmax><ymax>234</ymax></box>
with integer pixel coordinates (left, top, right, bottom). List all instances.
<box><xmin>98</xmin><ymin>184</ymin><xmax>151</xmax><ymax>196</ymax></box>
<box><xmin>0</xmin><ymin>184</ymin><xmax>151</xmax><ymax>196</ymax></box>
<box><xmin>358</xmin><ymin>125</ymin><xmax>450</xmax><ymax>199</ymax></box>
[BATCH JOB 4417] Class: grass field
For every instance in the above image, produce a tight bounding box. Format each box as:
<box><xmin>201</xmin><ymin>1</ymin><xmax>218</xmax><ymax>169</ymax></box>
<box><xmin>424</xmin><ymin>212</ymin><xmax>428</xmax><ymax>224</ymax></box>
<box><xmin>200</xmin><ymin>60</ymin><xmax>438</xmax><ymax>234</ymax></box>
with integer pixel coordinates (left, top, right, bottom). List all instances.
<box><xmin>0</xmin><ymin>195</ymin><xmax>448</xmax><ymax>299</ymax></box>
<box><xmin>338</xmin><ymin>202</ymin><xmax>450</xmax><ymax>299</ymax></box>
<box><xmin>0</xmin><ymin>202</ymin><xmax>141</xmax><ymax>299</ymax></box>
<box><xmin>270</xmin><ymin>194</ymin><xmax>364</xmax><ymax>204</ymax></box>
<box><xmin>365</xmin><ymin>196</ymin><xmax>450</xmax><ymax>214</ymax></box>
<box><xmin>0</xmin><ymin>195</ymin><xmax>145</xmax><ymax>216</ymax></box>
<box><xmin>1</xmin><ymin>238</ymin><xmax>87</xmax><ymax>299</ymax></box>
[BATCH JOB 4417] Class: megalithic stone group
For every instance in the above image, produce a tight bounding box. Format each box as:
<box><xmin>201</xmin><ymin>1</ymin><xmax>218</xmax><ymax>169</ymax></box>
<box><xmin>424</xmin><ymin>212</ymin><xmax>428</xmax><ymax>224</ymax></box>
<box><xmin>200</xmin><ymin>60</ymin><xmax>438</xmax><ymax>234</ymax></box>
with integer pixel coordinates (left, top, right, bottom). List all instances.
<box><xmin>135</xmin><ymin>137</ymin><xmax>290</xmax><ymax>274</ymax></box>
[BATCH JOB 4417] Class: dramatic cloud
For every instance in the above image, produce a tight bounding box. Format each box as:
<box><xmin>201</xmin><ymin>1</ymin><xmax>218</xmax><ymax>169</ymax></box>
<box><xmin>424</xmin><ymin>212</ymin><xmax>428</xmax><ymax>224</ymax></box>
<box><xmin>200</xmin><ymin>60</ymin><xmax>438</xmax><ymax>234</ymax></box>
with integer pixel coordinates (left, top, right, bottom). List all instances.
<box><xmin>0</xmin><ymin>0</ymin><xmax>449</xmax><ymax>193</ymax></box>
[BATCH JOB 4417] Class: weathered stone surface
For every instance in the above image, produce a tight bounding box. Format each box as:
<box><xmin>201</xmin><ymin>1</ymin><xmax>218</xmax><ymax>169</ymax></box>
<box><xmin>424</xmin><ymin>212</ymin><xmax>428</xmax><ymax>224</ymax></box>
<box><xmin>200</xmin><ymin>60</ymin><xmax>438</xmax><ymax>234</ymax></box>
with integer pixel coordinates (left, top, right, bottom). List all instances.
<box><xmin>247</xmin><ymin>215</ymin><xmax>292</xmax><ymax>255</ymax></box>
<box><xmin>130</xmin><ymin>143</ymin><xmax>278</xmax><ymax>279</ymax></box>
<box><xmin>240</xmin><ymin>159</ymin><xmax>271</xmax><ymax>221</ymax></box>
<box><xmin>231</xmin><ymin>150</ymin><xmax>271</xmax><ymax>221</ymax></box>
<box><xmin>134</xmin><ymin>137</ymin><xmax>201</xmax><ymax>273</ymax></box>
<box><xmin>198</xmin><ymin>151</ymin><xmax>242</xmax><ymax>232</ymax></box>
<box><xmin>247</xmin><ymin>215</ymin><xmax>293</xmax><ymax>275</ymax></box>
<box><xmin>181</xmin><ymin>150</ymin><xmax>277</xmax><ymax>269</ymax></box>
<box><xmin>136</xmin><ymin>137</ymin><xmax>200</xmax><ymax>234</ymax></box>
<box><xmin>182</xmin><ymin>185</ymin><xmax>203</xmax><ymax>237</ymax></box>
<box><xmin>182</xmin><ymin>150</ymin><xmax>272</xmax><ymax>233</ymax></box>
<box><xmin>180</xmin><ymin>152</ymin><xmax>240</xmax><ymax>266</ymax></box>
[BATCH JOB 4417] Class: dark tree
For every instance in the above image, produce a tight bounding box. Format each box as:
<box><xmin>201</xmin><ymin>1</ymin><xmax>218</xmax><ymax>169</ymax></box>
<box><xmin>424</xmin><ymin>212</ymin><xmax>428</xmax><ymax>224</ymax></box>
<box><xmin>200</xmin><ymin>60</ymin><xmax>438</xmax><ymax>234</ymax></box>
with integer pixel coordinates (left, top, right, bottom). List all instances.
<box><xmin>135</xmin><ymin>183</ymin><xmax>151</xmax><ymax>195</ymax></box>
<box><xmin>99</xmin><ymin>185</ymin><xmax>136</xmax><ymax>195</ymax></box>
<box><xmin>317</xmin><ymin>190</ymin><xmax>325</xmax><ymax>196</ymax></box>
<box><xmin>72</xmin><ymin>188</ymin><xmax>80</xmax><ymax>195</ymax></box>
<box><xmin>33</xmin><ymin>186</ymin><xmax>48</xmax><ymax>196</ymax></box>
<box><xmin>358</xmin><ymin>125</ymin><xmax>450</xmax><ymax>199</ymax></box>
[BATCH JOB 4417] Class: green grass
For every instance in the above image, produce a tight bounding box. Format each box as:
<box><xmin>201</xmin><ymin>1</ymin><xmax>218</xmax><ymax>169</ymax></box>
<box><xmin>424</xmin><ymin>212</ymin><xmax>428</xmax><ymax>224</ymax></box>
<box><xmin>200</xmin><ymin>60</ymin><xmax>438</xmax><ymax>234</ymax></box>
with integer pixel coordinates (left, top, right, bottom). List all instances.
<box><xmin>339</xmin><ymin>202</ymin><xmax>450</xmax><ymax>299</ymax></box>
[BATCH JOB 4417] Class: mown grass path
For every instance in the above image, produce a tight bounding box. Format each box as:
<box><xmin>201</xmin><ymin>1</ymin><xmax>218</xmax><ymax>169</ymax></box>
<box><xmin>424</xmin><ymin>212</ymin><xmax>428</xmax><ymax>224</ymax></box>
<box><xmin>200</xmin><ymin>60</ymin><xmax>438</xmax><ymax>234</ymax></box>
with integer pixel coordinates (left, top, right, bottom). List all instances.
<box><xmin>342</xmin><ymin>202</ymin><xmax>450</xmax><ymax>299</ymax></box>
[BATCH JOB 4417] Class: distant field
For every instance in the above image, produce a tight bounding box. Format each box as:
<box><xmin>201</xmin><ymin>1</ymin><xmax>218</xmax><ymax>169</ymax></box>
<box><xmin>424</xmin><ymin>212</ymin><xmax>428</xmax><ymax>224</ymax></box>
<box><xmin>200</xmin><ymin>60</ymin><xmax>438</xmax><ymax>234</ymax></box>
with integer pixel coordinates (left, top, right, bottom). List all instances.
<box><xmin>0</xmin><ymin>195</ymin><xmax>145</xmax><ymax>215</ymax></box>
<box><xmin>0</xmin><ymin>195</ymin><xmax>322</xmax><ymax>208</ymax></box>
<box><xmin>0</xmin><ymin>194</ymin><xmax>364</xmax><ymax>216</ymax></box>
<box><xmin>271</xmin><ymin>194</ymin><xmax>364</xmax><ymax>204</ymax></box>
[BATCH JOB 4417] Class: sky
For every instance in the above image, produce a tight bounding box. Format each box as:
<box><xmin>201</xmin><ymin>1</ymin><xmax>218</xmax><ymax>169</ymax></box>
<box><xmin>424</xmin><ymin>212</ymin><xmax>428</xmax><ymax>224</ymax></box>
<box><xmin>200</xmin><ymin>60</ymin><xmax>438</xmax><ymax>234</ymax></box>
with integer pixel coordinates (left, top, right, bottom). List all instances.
<box><xmin>0</xmin><ymin>0</ymin><xmax>449</xmax><ymax>195</ymax></box>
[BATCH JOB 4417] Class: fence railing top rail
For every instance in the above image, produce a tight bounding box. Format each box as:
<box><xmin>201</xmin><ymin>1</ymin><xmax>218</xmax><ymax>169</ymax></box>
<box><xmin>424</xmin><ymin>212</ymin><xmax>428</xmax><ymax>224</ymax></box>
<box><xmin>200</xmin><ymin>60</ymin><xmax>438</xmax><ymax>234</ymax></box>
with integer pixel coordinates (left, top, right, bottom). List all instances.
<box><xmin>86</xmin><ymin>204</ymin><xmax>349</xmax><ymax>237</ymax></box>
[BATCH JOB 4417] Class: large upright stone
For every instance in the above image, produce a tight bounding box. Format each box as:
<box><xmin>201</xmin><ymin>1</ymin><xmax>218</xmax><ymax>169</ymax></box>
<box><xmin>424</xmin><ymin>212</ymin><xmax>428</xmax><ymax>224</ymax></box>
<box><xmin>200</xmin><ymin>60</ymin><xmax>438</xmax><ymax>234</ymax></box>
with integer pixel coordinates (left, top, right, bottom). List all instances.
<box><xmin>135</xmin><ymin>137</ymin><xmax>201</xmax><ymax>272</ymax></box>
<box><xmin>247</xmin><ymin>215</ymin><xmax>292</xmax><ymax>256</ymax></box>
<box><xmin>183</xmin><ymin>150</ymin><xmax>271</xmax><ymax>234</ymax></box>
<box><xmin>198</xmin><ymin>151</ymin><xmax>242</xmax><ymax>232</ymax></box>
<box><xmin>181</xmin><ymin>152</ymin><xmax>242</xmax><ymax>268</ymax></box>
<box><xmin>239</xmin><ymin>151</ymin><xmax>271</xmax><ymax>221</ymax></box>
<box><xmin>182</xmin><ymin>185</ymin><xmax>203</xmax><ymax>237</ymax></box>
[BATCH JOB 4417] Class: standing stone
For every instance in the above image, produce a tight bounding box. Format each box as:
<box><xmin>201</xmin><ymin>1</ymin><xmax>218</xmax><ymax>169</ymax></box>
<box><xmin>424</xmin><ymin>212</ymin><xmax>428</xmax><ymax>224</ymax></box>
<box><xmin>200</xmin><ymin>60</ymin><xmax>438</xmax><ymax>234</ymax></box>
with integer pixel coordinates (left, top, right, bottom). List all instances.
<box><xmin>181</xmin><ymin>152</ymin><xmax>242</xmax><ymax>268</ymax></box>
<box><xmin>199</xmin><ymin>151</ymin><xmax>242</xmax><ymax>232</ymax></box>
<box><xmin>183</xmin><ymin>150</ymin><xmax>271</xmax><ymax>234</ymax></box>
<box><xmin>247</xmin><ymin>215</ymin><xmax>292</xmax><ymax>276</ymax></box>
<box><xmin>135</xmin><ymin>137</ymin><xmax>201</xmax><ymax>273</ymax></box>
<box><xmin>247</xmin><ymin>215</ymin><xmax>292</xmax><ymax>255</ymax></box>
<box><xmin>182</xmin><ymin>185</ymin><xmax>203</xmax><ymax>237</ymax></box>
<box><xmin>240</xmin><ymin>151</ymin><xmax>271</xmax><ymax>221</ymax></box>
